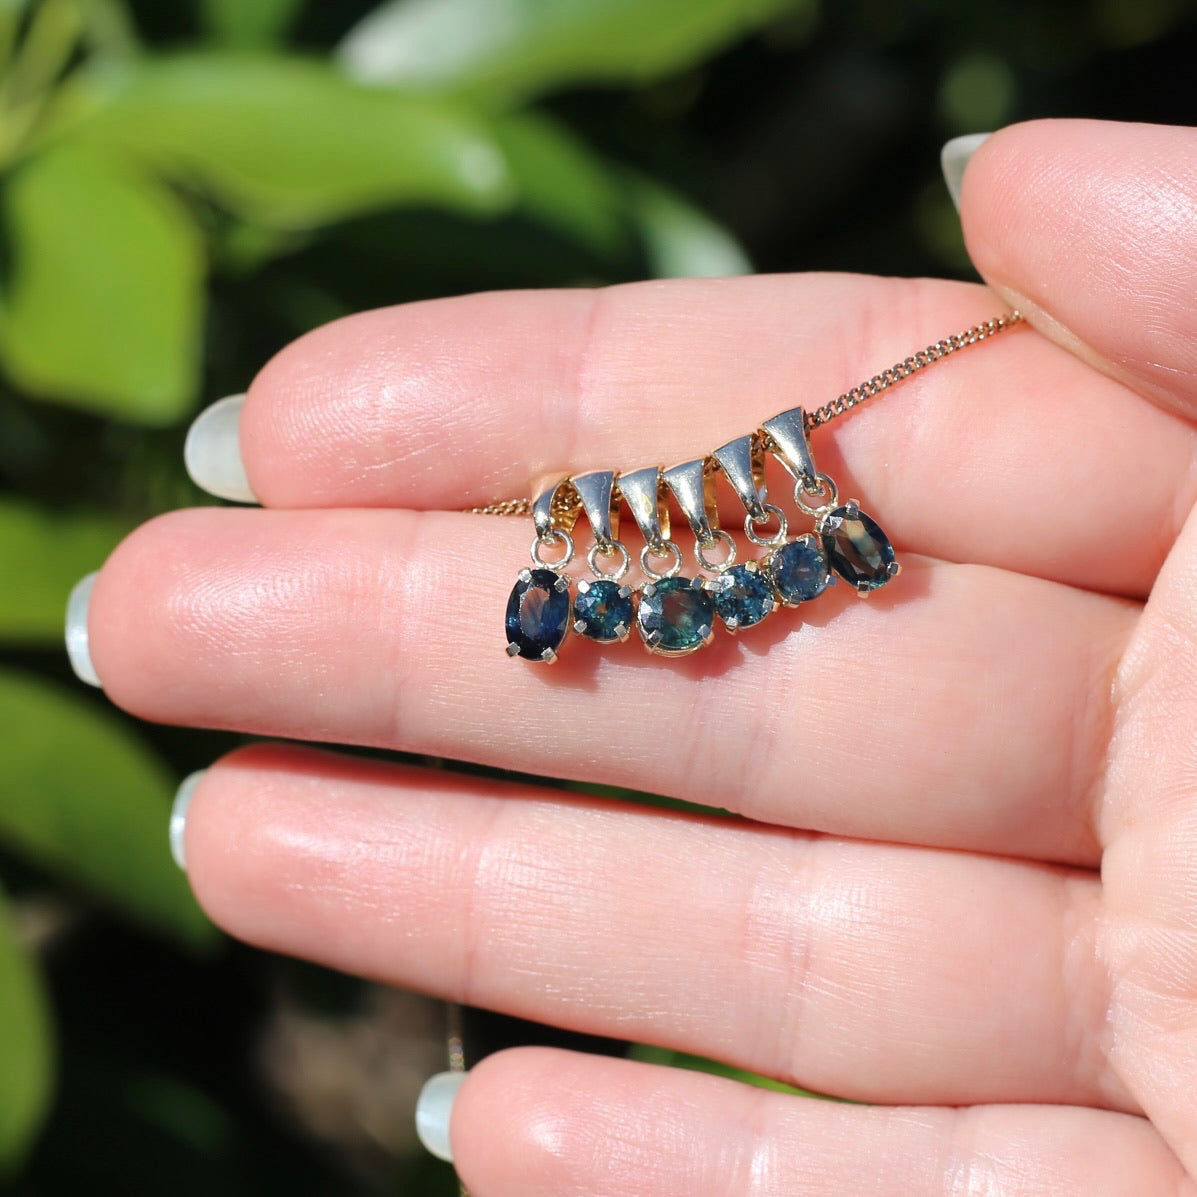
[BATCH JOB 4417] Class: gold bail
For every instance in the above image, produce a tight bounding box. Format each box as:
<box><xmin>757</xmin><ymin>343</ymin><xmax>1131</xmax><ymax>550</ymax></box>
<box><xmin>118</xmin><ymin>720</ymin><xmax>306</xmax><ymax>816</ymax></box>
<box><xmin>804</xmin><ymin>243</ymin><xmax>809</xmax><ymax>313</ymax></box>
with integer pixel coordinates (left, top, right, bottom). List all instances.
<box><xmin>662</xmin><ymin>457</ymin><xmax>718</xmax><ymax>545</ymax></box>
<box><xmin>617</xmin><ymin>466</ymin><xmax>669</xmax><ymax>547</ymax></box>
<box><xmin>760</xmin><ymin>407</ymin><xmax>817</xmax><ymax>486</ymax></box>
<box><xmin>530</xmin><ymin>475</ymin><xmax>576</xmax><ymax>539</ymax></box>
<box><xmin>571</xmin><ymin>470</ymin><xmax>620</xmax><ymax>547</ymax></box>
<box><xmin>711</xmin><ymin>433</ymin><xmax>767</xmax><ymax>521</ymax></box>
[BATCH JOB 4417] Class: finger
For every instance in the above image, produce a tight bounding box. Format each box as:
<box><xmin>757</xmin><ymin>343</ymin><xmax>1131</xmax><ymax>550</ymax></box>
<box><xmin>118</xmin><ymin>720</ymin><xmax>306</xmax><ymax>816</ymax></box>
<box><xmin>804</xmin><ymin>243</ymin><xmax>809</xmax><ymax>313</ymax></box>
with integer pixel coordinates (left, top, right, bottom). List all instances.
<box><xmin>447</xmin><ymin>1050</ymin><xmax>1187</xmax><ymax>1197</ymax></box>
<box><xmin>1099</xmin><ymin>499</ymin><xmax>1197</xmax><ymax>1178</ymax></box>
<box><xmin>961</xmin><ymin>118</ymin><xmax>1197</xmax><ymax>424</ymax></box>
<box><xmin>224</xmin><ymin>274</ymin><xmax>1196</xmax><ymax>598</ymax></box>
<box><xmin>90</xmin><ymin>507</ymin><xmax>1132</xmax><ymax>864</ymax></box>
<box><xmin>182</xmin><ymin>744</ymin><xmax>1120</xmax><ymax>1109</ymax></box>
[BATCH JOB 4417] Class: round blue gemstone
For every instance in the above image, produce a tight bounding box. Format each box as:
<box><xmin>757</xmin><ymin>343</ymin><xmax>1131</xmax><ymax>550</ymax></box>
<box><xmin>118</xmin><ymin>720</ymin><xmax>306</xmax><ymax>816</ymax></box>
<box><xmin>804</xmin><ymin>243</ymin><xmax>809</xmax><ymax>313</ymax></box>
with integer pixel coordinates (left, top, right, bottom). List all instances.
<box><xmin>822</xmin><ymin>505</ymin><xmax>896</xmax><ymax>591</ymax></box>
<box><xmin>505</xmin><ymin>568</ymin><xmax>571</xmax><ymax>661</ymax></box>
<box><xmin>766</xmin><ymin>536</ymin><xmax>831</xmax><ymax>605</ymax></box>
<box><xmin>712</xmin><ymin>563</ymin><xmax>774</xmax><ymax>630</ymax></box>
<box><xmin>573</xmin><ymin>578</ymin><xmax>634</xmax><ymax>642</ymax></box>
<box><xmin>636</xmin><ymin>576</ymin><xmax>714</xmax><ymax>656</ymax></box>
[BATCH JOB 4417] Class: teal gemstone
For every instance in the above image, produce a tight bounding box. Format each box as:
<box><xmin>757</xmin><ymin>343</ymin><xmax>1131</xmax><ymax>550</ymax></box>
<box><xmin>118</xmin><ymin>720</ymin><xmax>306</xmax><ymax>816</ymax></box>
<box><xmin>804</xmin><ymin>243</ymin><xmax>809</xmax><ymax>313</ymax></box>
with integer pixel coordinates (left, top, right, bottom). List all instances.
<box><xmin>822</xmin><ymin>505</ymin><xmax>896</xmax><ymax>591</ymax></box>
<box><xmin>711</xmin><ymin>562</ymin><xmax>774</xmax><ymax>630</ymax></box>
<box><xmin>766</xmin><ymin>535</ymin><xmax>831</xmax><ymax>606</ymax></box>
<box><xmin>573</xmin><ymin>578</ymin><xmax>634</xmax><ymax>642</ymax></box>
<box><xmin>637</xmin><ymin>576</ymin><xmax>714</xmax><ymax>656</ymax></box>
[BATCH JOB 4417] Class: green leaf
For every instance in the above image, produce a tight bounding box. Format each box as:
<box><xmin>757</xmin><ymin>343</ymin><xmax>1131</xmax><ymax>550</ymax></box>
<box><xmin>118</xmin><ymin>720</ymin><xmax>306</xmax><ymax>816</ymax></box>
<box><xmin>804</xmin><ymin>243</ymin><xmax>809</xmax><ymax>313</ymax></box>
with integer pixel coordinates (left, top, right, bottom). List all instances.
<box><xmin>200</xmin><ymin>0</ymin><xmax>305</xmax><ymax>47</ymax></box>
<box><xmin>59</xmin><ymin>54</ymin><xmax>516</xmax><ymax>228</ymax></box>
<box><xmin>337</xmin><ymin>0</ymin><xmax>808</xmax><ymax>102</ymax></box>
<box><xmin>628</xmin><ymin>1044</ymin><xmax>831</xmax><ymax>1098</ymax></box>
<box><xmin>493</xmin><ymin>112</ymin><xmax>627</xmax><ymax>255</ymax></box>
<box><xmin>624</xmin><ymin>174</ymin><xmax>751</xmax><ymax>278</ymax></box>
<box><xmin>0</xmin><ymin>142</ymin><xmax>204</xmax><ymax>424</ymax></box>
<box><xmin>0</xmin><ymin>670</ymin><xmax>213</xmax><ymax>948</ymax></box>
<box><xmin>0</xmin><ymin>885</ymin><xmax>54</xmax><ymax>1176</ymax></box>
<box><xmin>0</xmin><ymin>500</ymin><xmax>130</xmax><ymax>644</ymax></box>
<box><xmin>492</xmin><ymin>113</ymin><xmax>749</xmax><ymax>271</ymax></box>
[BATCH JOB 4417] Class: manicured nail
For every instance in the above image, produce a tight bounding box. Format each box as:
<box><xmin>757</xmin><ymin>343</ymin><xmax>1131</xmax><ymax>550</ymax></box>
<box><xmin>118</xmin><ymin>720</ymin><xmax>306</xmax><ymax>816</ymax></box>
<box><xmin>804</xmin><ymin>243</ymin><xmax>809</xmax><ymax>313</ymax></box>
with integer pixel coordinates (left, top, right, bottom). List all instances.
<box><xmin>940</xmin><ymin>132</ymin><xmax>991</xmax><ymax>212</ymax></box>
<box><xmin>184</xmin><ymin>394</ymin><xmax>258</xmax><ymax>503</ymax></box>
<box><xmin>65</xmin><ymin>572</ymin><xmax>101</xmax><ymax>687</ymax></box>
<box><xmin>170</xmin><ymin>771</ymin><xmax>206</xmax><ymax>871</ymax></box>
<box><xmin>415</xmin><ymin>1071</ymin><xmax>467</xmax><ymax>1163</ymax></box>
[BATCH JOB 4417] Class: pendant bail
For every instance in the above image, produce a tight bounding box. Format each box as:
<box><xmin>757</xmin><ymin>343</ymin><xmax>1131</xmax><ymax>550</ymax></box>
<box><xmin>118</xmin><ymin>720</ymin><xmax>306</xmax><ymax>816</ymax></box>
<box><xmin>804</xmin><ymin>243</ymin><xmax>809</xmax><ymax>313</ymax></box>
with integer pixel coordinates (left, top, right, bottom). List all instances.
<box><xmin>712</xmin><ymin>433</ymin><xmax>767</xmax><ymax>521</ymax></box>
<box><xmin>571</xmin><ymin>470</ymin><xmax>620</xmax><ymax>549</ymax></box>
<box><xmin>617</xmin><ymin>466</ymin><xmax>669</xmax><ymax>548</ymax></box>
<box><xmin>760</xmin><ymin>407</ymin><xmax>817</xmax><ymax>487</ymax></box>
<box><xmin>663</xmin><ymin>457</ymin><xmax>719</xmax><ymax>546</ymax></box>
<box><xmin>531</xmin><ymin>475</ymin><xmax>579</xmax><ymax>540</ymax></box>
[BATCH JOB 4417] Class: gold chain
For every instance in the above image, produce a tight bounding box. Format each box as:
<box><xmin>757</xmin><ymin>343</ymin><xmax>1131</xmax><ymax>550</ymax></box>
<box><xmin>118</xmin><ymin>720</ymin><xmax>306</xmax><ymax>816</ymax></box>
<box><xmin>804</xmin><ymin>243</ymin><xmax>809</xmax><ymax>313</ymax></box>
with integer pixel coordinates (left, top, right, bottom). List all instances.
<box><xmin>466</xmin><ymin>310</ymin><xmax>1023</xmax><ymax>517</ymax></box>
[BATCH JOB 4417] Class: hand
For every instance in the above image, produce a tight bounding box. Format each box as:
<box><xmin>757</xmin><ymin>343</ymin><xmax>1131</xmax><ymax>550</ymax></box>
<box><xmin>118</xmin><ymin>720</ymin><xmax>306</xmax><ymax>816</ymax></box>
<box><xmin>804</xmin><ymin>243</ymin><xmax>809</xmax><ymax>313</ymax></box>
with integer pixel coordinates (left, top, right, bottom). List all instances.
<box><xmin>72</xmin><ymin>118</ymin><xmax>1197</xmax><ymax>1194</ymax></box>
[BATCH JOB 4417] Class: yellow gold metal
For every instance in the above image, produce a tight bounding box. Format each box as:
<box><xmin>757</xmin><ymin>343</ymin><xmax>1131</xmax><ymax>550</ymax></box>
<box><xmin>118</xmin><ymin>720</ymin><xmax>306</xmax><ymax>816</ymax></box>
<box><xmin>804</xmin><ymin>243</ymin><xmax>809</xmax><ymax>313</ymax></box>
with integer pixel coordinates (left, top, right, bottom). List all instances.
<box><xmin>640</xmin><ymin>540</ymin><xmax>683</xmax><ymax>581</ymax></box>
<box><xmin>695</xmin><ymin>528</ymin><xmax>737</xmax><ymax>573</ymax></box>
<box><xmin>587</xmin><ymin>540</ymin><xmax>631</xmax><ymax>581</ymax></box>
<box><xmin>745</xmin><ymin>503</ymin><xmax>788</xmax><ymax>548</ymax></box>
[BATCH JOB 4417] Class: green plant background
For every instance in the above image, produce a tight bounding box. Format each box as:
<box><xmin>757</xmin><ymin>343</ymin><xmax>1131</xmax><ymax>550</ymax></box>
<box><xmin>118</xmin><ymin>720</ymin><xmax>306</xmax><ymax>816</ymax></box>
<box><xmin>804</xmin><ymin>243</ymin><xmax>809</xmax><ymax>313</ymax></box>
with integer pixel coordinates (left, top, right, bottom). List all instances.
<box><xmin>0</xmin><ymin>0</ymin><xmax>1193</xmax><ymax>1191</ymax></box>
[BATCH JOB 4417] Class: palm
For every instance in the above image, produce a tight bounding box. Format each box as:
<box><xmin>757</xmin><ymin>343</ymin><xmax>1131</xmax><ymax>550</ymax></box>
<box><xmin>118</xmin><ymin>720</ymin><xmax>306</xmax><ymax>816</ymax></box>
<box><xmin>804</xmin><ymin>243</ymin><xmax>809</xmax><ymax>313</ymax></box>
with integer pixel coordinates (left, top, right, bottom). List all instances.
<box><xmin>83</xmin><ymin>119</ymin><xmax>1197</xmax><ymax>1193</ymax></box>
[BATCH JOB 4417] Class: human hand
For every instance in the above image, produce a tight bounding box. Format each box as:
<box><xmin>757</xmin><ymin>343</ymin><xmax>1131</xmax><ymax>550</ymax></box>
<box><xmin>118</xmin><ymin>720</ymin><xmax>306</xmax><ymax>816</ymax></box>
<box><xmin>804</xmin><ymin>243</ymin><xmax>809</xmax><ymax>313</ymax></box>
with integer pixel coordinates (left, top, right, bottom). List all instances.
<box><xmin>68</xmin><ymin>118</ymin><xmax>1197</xmax><ymax>1193</ymax></box>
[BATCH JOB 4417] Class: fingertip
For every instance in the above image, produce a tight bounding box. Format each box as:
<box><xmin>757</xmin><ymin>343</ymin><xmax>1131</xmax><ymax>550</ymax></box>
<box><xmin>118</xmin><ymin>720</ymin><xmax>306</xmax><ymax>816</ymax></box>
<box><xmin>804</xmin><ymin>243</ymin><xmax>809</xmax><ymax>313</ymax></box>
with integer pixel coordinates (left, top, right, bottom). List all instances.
<box><xmin>956</xmin><ymin>118</ymin><xmax>1197</xmax><ymax>416</ymax></box>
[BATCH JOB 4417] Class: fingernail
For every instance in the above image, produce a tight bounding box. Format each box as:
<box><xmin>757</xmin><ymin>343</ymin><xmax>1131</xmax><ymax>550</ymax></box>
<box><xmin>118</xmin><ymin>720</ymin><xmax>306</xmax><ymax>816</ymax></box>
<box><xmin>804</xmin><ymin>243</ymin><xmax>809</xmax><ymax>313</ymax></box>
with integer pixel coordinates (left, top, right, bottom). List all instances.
<box><xmin>170</xmin><ymin>771</ymin><xmax>205</xmax><ymax>871</ymax></box>
<box><xmin>940</xmin><ymin>132</ymin><xmax>991</xmax><ymax>212</ymax></box>
<box><xmin>415</xmin><ymin>1071</ymin><xmax>467</xmax><ymax>1163</ymax></box>
<box><xmin>65</xmin><ymin>572</ymin><xmax>101</xmax><ymax>687</ymax></box>
<box><xmin>184</xmin><ymin>394</ymin><xmax>258</xmax><ymax>503</ymax></box>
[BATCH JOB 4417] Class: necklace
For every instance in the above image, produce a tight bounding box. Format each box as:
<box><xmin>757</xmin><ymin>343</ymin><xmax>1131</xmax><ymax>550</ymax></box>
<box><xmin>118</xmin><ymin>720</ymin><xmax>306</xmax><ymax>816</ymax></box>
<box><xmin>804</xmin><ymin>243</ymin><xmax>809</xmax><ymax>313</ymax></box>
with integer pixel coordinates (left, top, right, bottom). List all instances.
<box><xmin>489</xmin><ymin>310</ymin><xmax>1024</xmax><ymax>664</ymax></box>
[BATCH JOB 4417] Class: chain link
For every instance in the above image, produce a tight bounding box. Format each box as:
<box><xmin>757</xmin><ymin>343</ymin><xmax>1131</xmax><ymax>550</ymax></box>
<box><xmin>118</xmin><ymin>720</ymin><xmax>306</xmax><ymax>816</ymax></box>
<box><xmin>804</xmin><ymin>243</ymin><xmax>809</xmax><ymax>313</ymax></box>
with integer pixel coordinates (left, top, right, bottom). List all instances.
<box><xmin>803</xmin><ymin>310</ymin><xmax>1023</xmax><ymax>432</ymax></box>
<box><xmin>467</xmin><ymin>310</ymin><xmax>1023</xmax><ymax>515</ymax></box>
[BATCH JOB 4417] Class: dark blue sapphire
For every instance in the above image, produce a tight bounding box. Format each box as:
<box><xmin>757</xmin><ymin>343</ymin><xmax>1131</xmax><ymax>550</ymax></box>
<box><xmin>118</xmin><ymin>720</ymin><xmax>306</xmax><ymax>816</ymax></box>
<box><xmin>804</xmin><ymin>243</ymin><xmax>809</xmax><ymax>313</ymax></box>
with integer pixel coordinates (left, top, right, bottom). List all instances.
<box><xmin>573</xmin><ymin>578</ymin><xmax>634</xmax><ymax>642</ymax></box>
<box><xmin>505</xmin><ymin>568</ymin><xmax>571</xmax><ymax>661</ymax></box>
<box><xmin>822</xmin><ymin>505</ymin><xmax>897</xmax><ymax>592</ymax></box>
<box><xmin>711</xmin><ymin>562</ymin><xmax>774</xmax><ymax>630</ymax></box>
<box><xmin>636</xmin><ymin>576</ymin><xmax>714</xmax><ymax>656</ymax></box>
<box><xmin>765</xmin><ymin>536</ymin><xmax>831</xmax><ymax>605</ymax></box>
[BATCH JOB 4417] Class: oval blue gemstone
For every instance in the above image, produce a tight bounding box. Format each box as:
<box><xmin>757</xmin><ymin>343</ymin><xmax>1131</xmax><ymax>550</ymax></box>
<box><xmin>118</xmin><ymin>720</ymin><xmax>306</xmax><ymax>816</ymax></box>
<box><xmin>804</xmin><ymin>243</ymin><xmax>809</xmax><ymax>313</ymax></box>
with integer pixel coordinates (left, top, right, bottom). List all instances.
<box><xmin>637</xmin><ymin>576</ymin><xmax>714</xmax><ymax>656</ymax></box>
<box><xmin>765</xmin><ymin>535</ymin><xmax>831</xmax><ymax>605</ymax></box>
<box><xmin>712</xmin><ymin>563</ymin><xmax>774</xmax><ymax>630</ymax></box>
<box><xmin>822</xmin><ymin>505</ymin><xmax>896</xmax><ymax>591</ymax></box>
<box><xmin>505</xmin><ymin>568</ymin><xmax>571</xmax><ymax>661</ymax></box>
<box><xmin>573</xmin><ymin>578</ymin><xmax>634</xmax><ymax>642</ymax></box>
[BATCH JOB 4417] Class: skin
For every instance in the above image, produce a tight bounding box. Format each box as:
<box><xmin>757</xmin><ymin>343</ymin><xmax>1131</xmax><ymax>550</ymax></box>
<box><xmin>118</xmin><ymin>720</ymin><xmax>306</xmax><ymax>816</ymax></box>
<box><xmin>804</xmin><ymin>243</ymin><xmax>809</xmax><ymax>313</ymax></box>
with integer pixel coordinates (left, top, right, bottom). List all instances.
<box><xmin>85</xmin><ymin>118</ymin><xmax>1197</xmax><ymax>1192</ymax></box>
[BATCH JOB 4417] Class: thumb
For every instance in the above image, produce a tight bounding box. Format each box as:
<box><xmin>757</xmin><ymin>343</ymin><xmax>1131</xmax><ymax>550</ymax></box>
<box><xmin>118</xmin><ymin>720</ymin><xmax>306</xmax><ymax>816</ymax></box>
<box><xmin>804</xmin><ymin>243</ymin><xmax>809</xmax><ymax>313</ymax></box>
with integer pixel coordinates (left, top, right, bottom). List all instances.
<box><xmin>954</xmin><ymin>118</ymin><xmax>1197</xmax><ymax>423</ymax></box>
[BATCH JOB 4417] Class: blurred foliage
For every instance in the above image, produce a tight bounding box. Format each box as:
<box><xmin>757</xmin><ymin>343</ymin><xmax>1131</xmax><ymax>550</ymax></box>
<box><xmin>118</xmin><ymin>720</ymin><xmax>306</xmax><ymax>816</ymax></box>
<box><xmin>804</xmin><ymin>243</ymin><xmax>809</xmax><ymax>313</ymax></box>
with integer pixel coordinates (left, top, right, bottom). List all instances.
<box><xmin>0</xmin><ymin>0</ymin><xmax>1194</xmax><ymax>1191</ymax></box>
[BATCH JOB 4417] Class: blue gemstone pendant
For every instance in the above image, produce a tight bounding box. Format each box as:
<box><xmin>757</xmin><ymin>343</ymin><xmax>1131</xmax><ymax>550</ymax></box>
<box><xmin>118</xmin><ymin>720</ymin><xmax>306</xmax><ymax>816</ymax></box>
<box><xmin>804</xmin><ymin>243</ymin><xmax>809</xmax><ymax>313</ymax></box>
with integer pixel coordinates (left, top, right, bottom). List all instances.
<box><xmin>710</xmin><ymin>560</ymin><xmax>775</xmax><ymax>631</ymax></box>
<box><xmin>637</xmin><ymin>576</ymin><xmax>715</xmax><ymax>656</ymax></box>
<box><xmin>764</xmin><ymin>534</ymin><xmax>834</xmax><ymax>606</ymax></box>
<box><xmin>573</xmin><ymin>577</ymin><xmax>634</xmax><ymax>642</ymax></box>
<box><xmin>820</xmin><ymin>501</ymin><xmax>899</xmax><ymax>593</ymax></box>
<box><xmin>505</xmin><ymin>567</ymin><xmax>572</xmax><ymax>662</ymax></box>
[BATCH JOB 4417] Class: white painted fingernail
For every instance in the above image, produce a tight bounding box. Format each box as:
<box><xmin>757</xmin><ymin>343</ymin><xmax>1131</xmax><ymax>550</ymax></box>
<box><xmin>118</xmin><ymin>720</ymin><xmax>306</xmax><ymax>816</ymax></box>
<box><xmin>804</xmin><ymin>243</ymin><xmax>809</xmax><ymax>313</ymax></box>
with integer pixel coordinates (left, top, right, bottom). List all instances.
<box><xmin>415</xmin><ymin>1071</ymin><xmax>467</xmax><ymax>1163</ymax></box>
<box><xmin>184</xmin><ymin>394</ymin><xmax>258</xmax><ymax>503</ymax></box>
<box><xmin>170</xmin><ymin>771</ymin><xmax>205</xmax><ymax>871</ymax></box>
<box><xmin>940</xmin><ymin>132</ymin><xmax>991</xmax><ymax>212</ymax></box>
<box><xmin>65</xmin><ymin>572</ymin><xmax>101</xmax><ymax>687</ymax></box>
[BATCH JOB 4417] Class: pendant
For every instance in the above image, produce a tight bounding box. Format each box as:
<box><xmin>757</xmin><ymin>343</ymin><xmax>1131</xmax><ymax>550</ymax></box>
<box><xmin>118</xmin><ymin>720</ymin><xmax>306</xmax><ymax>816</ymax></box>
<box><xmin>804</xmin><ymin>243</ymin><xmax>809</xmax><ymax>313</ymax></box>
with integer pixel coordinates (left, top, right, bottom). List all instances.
<box><xmin>621</xmin><ymin>465</ymin><xmax>715</xmax><ymax>656</ymax></box>
<box><xmin>504</xmin><ymin>478</ymin><xmax>575</xmax><ymax>663</ymax></box>
<box><xmin>570</xmin><ymin>470</ymin><xmax>635</xmax><ymax>643</ymax></box>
